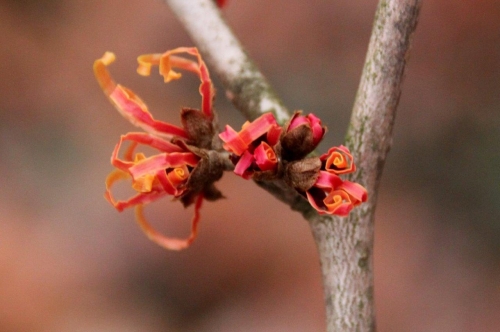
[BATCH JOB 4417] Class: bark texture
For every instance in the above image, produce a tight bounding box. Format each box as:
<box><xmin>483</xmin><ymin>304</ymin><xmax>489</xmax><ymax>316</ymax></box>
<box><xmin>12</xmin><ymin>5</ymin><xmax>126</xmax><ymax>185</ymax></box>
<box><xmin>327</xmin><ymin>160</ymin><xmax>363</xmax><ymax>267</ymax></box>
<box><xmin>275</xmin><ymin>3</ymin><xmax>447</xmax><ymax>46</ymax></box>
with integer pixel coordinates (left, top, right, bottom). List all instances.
<box><xmin>308</xmin><ymin>1</ymin><xmax>422</xmax><ymax>330</ymax></box>
<box><xmin>165</xmin><ymin>0</ymin><xmax>422</xmax><ymax>331</ymax></box>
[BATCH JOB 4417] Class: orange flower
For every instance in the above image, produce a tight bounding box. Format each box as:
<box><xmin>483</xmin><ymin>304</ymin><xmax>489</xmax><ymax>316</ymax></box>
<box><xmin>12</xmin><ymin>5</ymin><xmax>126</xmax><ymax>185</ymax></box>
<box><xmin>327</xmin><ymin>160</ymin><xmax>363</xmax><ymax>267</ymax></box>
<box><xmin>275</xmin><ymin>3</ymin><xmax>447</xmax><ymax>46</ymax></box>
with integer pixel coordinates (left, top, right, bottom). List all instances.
<box><xmin>321</xmin><ymin>145</ymin><xmax>356</xmax><ymax>175</ymax></box>
<box><xmin>103</xmin><ymin>133</ymin><xmax>202</xmax><ymax>250</ymax></box>
<box><xmin>306</xmin><ymin>171</ymin><xmax>368</xmax><ymax>216</ymax></box>
<box><xmin>305</xmin><ymin>145</ymin><xmax>367</xmax><ymax>216</ymax></box>
<box><xmin>219</xmin><ymin>113</ymin><xmax>281</xmax><ymax>178</ymax></box>
<box><xmin>95</xmin><ymin>48</ymin><xmax>217</xmax><ymax>250</ymax></box>
<box><xmin>96</xmin><ymin>45</ymin><xmax>369</xmax><ymax>243</ymax></box>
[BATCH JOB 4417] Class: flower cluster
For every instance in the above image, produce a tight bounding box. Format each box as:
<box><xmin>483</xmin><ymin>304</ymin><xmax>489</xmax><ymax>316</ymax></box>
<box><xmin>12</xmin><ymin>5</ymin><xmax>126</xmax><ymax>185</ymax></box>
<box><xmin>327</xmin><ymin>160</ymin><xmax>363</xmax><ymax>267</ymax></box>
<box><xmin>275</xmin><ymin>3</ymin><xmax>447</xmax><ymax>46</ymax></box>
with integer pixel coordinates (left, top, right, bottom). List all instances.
<box><xmin>219</xmin><ymin>113</ymin><xmax>282</xmax><ymax>179</ymax></box>
<box><xmin>219</xmin><ymin>112</ymin><xmax>367</xmax><ymax>216</ymax></box>
<box><xmin>95</xmin><ymin>47</ymin><xmax>367</xmax><ymax>250</ymax></box>
<box><xmin>305</xmin><ymin>146</ymin><xmax>367</xmax><ymax>216</ymax></box>
<box><xmin>94</xmin><ymin>47</ymin><xmax>224</xmax><ymax>250</ymax></box>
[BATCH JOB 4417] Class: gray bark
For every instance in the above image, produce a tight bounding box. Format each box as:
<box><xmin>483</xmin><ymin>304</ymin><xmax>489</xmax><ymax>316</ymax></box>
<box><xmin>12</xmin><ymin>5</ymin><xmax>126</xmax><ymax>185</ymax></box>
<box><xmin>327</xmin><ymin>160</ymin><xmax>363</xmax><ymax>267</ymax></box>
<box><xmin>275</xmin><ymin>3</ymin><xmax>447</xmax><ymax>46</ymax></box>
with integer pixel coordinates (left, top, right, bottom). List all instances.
<box><xmin>165</xmin><ymin>0</ymin><xmax>422</xmax><ymax>330</ymax></box>
<box><xmin>310</xmin><ymin>1</ymin><xmax>422</xmax><ymax>330</ymax></box>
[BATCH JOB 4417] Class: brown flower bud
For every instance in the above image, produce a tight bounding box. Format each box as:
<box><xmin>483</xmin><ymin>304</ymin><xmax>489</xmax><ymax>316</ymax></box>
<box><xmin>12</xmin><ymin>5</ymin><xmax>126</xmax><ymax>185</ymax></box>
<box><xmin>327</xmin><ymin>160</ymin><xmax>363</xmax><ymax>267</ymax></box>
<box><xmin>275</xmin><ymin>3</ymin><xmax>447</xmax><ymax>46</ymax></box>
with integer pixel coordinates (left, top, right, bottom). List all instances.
<box><xmin>181</xmin><ymin>107</ymin><xmax>215</xmax><ymax>149</ymax></box>
<box><xmin>172</xmin><ymin>140</ymin><xmax>225</xmax><ymax>207</ymax></box>
<box><xmin>280</xmin><ymin>111</ymin><xmax>326</xmax><ymax>161</ymax></box>
<box><xmin>284</xmin><ymin>157</ymin><xmax>321</xmax><ymax>192</ymax></box>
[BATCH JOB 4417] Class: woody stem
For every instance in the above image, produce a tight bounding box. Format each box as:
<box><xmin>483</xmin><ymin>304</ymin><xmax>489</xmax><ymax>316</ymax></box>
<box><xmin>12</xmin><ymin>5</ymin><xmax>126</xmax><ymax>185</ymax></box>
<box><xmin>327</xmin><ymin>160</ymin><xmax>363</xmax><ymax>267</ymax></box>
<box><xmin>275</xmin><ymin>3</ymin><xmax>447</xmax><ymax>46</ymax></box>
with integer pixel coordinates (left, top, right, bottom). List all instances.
<box><xmin>165</xmin><ymin>0</ymin><xmax>422</xmax><ymax>331</ymax></box>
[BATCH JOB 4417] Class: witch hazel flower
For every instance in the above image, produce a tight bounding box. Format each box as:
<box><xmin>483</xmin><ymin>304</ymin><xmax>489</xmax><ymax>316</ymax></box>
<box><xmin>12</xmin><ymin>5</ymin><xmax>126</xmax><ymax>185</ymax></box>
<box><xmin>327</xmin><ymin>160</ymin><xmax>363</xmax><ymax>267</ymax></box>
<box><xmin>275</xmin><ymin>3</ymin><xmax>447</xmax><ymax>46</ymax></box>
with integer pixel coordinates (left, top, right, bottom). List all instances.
<box><xmin>220</xmin><ymin>110</ymin><xmax>367</xmax><ymax>217</ymax></box>
<box><xmin>94</xmin><ymin>47</ymin><xmax>224</xmax><ymax>250</ymax></box>
<box><xmin>305</xmin><ymin>146</ymin><xmax>368</xmax><ymax>216</ymax></box>
<box><xmin>280</xmin><ymin>111</ymin><xmax>325</xmax><ymax>161</ymax></box>
<box><xmin>96</xmin><ymin>46</ymin><xmax>367</xmax><ymax>251</ymax></box>
<box><xmin>219</xmin><ymin>113</ymin><xmax>282</xmax><ymax>179</ymax></box>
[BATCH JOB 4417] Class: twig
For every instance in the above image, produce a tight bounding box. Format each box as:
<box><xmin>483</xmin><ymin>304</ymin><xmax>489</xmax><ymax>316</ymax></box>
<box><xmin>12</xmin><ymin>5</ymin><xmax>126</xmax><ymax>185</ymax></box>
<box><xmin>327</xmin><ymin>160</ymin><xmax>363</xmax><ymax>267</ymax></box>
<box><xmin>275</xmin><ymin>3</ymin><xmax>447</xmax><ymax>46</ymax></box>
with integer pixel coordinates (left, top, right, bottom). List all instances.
<box><xmin>165</xmin><ymin>0</ymin><xmax>422</xmax><ymax>331</ymax></box>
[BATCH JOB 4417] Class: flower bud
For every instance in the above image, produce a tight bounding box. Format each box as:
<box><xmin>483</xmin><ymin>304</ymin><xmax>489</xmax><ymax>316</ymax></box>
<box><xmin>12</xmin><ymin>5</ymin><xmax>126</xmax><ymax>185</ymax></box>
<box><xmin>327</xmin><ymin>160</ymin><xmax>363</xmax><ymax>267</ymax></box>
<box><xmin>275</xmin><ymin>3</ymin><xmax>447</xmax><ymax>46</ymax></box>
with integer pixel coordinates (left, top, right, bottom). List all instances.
<box><xmin>280</xmin><ymin>111</ymin><xmax>326</xmax><ymax>161</ymax></box>
<box><xmin>181</xmin><ymin>107</ymin><xmax>215</xmax><ymax>149</ymax></box>
<box><xmin>284</xmin><ymin>157</ymin><xmax>321</xmax><ymax>192</ymax></box>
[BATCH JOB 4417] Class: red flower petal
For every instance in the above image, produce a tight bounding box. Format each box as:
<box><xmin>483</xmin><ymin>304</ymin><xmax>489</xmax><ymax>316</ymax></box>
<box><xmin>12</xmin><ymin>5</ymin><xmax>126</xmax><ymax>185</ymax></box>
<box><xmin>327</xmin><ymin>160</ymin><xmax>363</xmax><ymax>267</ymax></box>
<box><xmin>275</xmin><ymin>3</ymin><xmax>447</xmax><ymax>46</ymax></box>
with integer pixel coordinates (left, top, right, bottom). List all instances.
<box><xmin>306</xmin><ymin>172</ymin><xmax>367</xmax><ymax>216</ymax></box>
<box><xmin>219</xmin><ymin>125</ymin><xmax>248</xmax><ymax>155</ymax></box>
<box><xmin>104</xmin><ymin>169</ymin><xmax>166</xmax><ymax>212</ymax></box>
<box><xmin>219</xmin><ymin>113</ymin><xmax>278</xmax><ymax>156</ymax></box>
<box><xmin>306</xmin><ymin>187</ymin><xmax>353</xmax><ymax>216</ymax></box>
<box><xmin>307</xmin><ymin>113</ymin><xmax>324</xmax><ymax>146</ymax></box>
<box><xmin>288</xmin><ymin>113</ymin><xmax>309</xmax><ymax>131</ymax></box>
<box><xmin>239</xmin><ymin>113</ymin><xmax>278</xmax><ymax>144</ymax></box>
<box><xmin>110</xmin><ymin>86</ymin><xmax>188</xmax><ymax>138</ymax></box>
<box><xmin>234</xmin><ymin>150</ymin><xmax>255</xmax><ymax>179</ymax></box>
<box><xmin>128</xmin><ymin>152</ymin><xmax>199</xmax><ymax>180</ymax></box>
<box><xmin>254</xmin><ymin>142</ymin><xmax>278</xmax><ymax>172</ymax></box>
<box><xmin>266</xmin><ymin>123</ymin><xmax>282</xmax><ymax>146</ymax></box>
<box><xmin>120</xmin><ymin>132</ymin><xmax>183</xmax><ymax>153</ymax></box>
<box><xmin>288</xmin><ymin>112</ymin><xmax>324</xmax><ymax>146</ymax></box>
<box><xmin>111</xmin><ymin>132</ymin><xmax>184</xmax><ymax>172</ymax></box>
<box><xmin>314</xmin><ymin>171</ymin><xmax>343</xmax><ymax>189</ymax></box>
<box><xmin>321</xmin><ymin>145</ymin><xmax>356</xmax><ymax>175</ymax></box>
<box><xmin>94</xmin><ymin>52</ymin><xmax>188</xmax><ymax>138</ymax></box>
<box><xmin>137</xmin><ymin>47</ymin><xmax>214</xmax><ymax>118</ymax></box>
<box><xmin>134</xmin><ymin>193</ymin><xmax>204</xmax><ymax>250</ymax></box>
<box><xmin>323</xmin><ymin>190</ymin><xmax>354</xmax><ymax>216</ymax></box>
<box><xmin>338</xmin><ymin>180</ymin><xmax>368</xmax><ymax>206</ymax></box>
<box><xmin>306</xmin><ymin>189</ymin><xmax>327</xmax><ymax>215</ymax></box>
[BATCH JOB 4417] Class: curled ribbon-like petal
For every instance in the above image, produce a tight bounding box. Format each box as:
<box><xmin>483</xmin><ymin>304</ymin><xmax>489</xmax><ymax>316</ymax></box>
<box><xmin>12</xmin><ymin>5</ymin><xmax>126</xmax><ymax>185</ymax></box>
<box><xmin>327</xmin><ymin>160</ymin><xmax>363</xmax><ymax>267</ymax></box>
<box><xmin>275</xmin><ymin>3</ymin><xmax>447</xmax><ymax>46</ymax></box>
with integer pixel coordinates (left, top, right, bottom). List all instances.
<box><xmin>97</xmin><ymin>48</ymin><xmax>222</xmax><ymax>251</ymax></box>
<box><xmin>234</xmin><ymin>150</ymin><xmax>255</xmax><ymax>179</ymax></box>
<box><xmin>104</xmin><ymin>169</ymin><xmax>167</xmax><ymax>212</ymax></box>
<box><xmin>93</xmin><ymin>53</ymin><xmax>188</xmax><ymax>139</ymax></box>
<box><xmin>321</xmin><ymin>145</ymin><xmax>356</xmax><ymax>175</ymax></box>
<box><xmin>254</xmin><ymin>142</ymin><xmax>278</xmax><ymax>172</ymax></box>
<box><xmin>134</xmin><ymin>193</ymin><xmax>204</xmax><ymax>251</ymax></box>
<box><xmin>305</xmin><ymin>153</ymin><xmax>367</xmax><ymax>216</ymax></box>
<box><xmin>128</xmin><ymin>152</ymin><xmax>199</xmax><ymax>180</ymax></box>
<box><xmin>323</xmin><ymin>190</ymin><xmax>354</xmax><ymax>216</ymax></box>
<box><xmin>104</xmin><ymin>131</ymin><xmax>201</xmax><ymax>211</ymax></box>
<box><xmin>338</xmin><ymin>180</ymin><xmax>368</xmax><ymax>206</ymax></box>
<box><xmin>288</xmin><ymin>112</ymin><xmax>324</xmax><ymax>147</ymax></box>
<box><xmin>314</xmin><ymin>171</ymin><xmax>343</xmax><ymax>190</ymax></box>
<box><xmin>219</xmin><ymin>113</ymin><xmax>278</xmax><ymax>156</ymax></box>
<box><xmin>266</xmin><ymin>123</ymin><xmax>283</xmax><ymax>146</ymax></box>
<box><xmin>111</xmin><ymin>132</ymin><xmax>184</xmax><ymax>172</ymax></box>
<box><xmin>136</xmin><ymin>47</ymin><xmax>214</xmax><ymax>118</ymax></box>
<box><xmin>305</xmin><ymin>187</ymin><xmax>354</xmax><ymax>216</ymax></box>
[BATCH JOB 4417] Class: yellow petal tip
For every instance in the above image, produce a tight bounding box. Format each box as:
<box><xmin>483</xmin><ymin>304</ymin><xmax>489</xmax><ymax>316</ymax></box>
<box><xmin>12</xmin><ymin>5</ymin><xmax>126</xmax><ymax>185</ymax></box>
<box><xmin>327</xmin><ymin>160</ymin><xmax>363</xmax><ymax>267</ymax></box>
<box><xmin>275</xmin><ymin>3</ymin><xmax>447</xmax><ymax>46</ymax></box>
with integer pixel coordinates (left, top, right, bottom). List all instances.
<box><xmin>101</xmin><ymin>52</ymin><xmax>116</xmax><ymax>65</ymax></box>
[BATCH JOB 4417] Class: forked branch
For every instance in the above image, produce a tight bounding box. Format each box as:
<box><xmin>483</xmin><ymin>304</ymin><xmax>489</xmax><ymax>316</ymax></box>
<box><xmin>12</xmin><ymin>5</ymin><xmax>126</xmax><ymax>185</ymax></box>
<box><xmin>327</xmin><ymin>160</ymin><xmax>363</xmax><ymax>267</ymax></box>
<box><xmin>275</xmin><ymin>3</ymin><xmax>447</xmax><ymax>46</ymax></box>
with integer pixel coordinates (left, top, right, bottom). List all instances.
<box><xmin>165</xmin><ymin>0</ymin><xmax>422</xmax><ymax>330</ymax></box>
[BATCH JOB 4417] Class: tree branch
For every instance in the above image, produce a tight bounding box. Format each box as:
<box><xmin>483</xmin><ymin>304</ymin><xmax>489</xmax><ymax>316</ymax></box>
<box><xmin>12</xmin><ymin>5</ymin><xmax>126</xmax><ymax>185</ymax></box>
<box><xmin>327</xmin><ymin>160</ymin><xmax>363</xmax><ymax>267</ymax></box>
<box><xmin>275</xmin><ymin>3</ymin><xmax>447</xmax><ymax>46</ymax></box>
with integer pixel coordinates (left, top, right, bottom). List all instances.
<box><xmin>165</xmin><ymin>0</ymin><xmax>422</xmax><ymax>331</ymax></box>
<box><xmin>309</xmin><ymin>1</ymin><xmax>422</xmax><ymax>330</ymax></box>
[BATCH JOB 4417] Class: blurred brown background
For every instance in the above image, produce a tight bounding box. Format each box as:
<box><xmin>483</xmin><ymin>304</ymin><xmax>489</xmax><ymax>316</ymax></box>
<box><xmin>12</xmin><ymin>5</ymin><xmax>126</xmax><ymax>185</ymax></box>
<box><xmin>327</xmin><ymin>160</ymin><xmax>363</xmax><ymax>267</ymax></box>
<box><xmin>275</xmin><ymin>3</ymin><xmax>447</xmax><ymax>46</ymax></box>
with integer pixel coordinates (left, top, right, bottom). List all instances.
<box><xmin>1</xmin><ymin>0</ymin><xmax>499</xmax><ymax>331</ymax></box>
